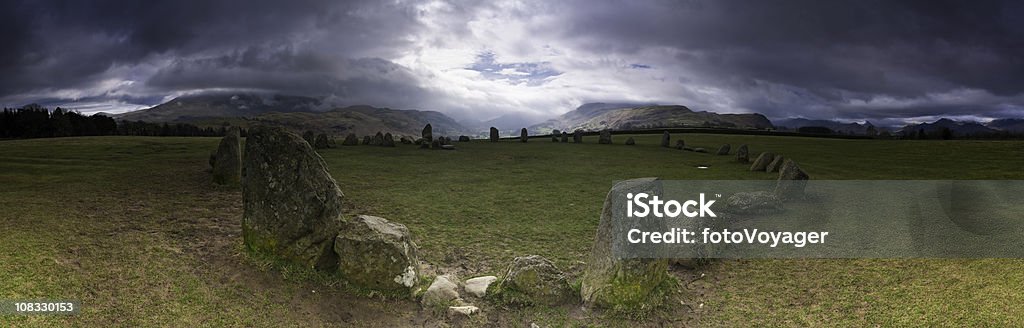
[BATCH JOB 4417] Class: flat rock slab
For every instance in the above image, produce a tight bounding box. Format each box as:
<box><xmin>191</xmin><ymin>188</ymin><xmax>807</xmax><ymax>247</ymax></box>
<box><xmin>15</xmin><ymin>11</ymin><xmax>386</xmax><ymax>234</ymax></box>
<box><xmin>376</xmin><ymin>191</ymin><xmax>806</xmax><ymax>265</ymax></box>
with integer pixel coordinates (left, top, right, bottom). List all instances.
<box><xmin>464</xmin><ymin>276</ymin><xmax>497</xmax><ymax>298</ymax></box>
<box><xmin>422</xmin><ymin>274</ymin><xmax>461</xmax><ymax>307</ymax></box>
<box><xmin>334</xmin><ymin>215</ymin><xmax>419</xmax><ymax>294</ymax></box>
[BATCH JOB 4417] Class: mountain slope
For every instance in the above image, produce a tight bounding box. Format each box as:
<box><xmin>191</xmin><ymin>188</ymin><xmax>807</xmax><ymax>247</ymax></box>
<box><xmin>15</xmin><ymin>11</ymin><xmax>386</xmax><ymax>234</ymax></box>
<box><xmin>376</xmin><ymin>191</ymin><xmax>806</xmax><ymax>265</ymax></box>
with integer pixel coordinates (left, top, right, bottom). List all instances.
<box><xmin>901</xmin><ymin>118</ymin><xmax>999</xmax><ymax>137</ymax></box>
<box><xmin>251</xmin><ymin>105</ymin><xmax>469</xmax><ymax>137</ymax></box>
<box><xmin>775</xmin><ymin>118</ymin><xmax>879</xmax><ymax>135</ymax></box>
<box><xmin>987</xmin><ymin>118</ymin><xmax>1024</xmax><ymax>133</ymax></box>
<box><xmin>118</xmin><ymin>94</ymin><xmax>323</xmax><ymax>122</ymax></box>
<box><xmin>528</xmin><ymin>103</ymin><xmax>773</xmax><ymax>133</ymax></box>
<box><xmin>116</xmin><ymin>93</ymin><xmax>470</xmax><ymax>137</ymax></box>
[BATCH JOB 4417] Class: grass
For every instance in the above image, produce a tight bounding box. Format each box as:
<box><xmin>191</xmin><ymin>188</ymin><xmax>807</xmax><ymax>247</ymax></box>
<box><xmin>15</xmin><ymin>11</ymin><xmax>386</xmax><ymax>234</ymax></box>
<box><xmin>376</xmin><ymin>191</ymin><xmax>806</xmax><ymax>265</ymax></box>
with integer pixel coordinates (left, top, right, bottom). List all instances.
<box><xmin>0</xmin><ymin>133</ymin><xmax>1022</xmax><ymax>326</ymax></box>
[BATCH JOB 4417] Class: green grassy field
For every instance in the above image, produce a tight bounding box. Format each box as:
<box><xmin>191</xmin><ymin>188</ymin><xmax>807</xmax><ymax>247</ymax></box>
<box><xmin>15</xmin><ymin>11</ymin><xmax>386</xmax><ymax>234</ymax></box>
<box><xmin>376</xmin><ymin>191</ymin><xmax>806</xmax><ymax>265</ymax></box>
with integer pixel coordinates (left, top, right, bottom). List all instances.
<box><xmin>1</xmin><ymin>134</ymin><xmax>1022</xmax><ymax>326</ymax></box>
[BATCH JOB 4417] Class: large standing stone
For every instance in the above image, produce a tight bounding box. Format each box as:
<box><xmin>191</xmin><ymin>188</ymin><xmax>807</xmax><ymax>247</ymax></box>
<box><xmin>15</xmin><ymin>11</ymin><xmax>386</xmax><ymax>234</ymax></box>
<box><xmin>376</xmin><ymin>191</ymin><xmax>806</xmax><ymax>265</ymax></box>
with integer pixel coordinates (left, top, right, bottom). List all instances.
<box><xmin>736</xmin><ymin>144</ymin><xmax>749</xmax><ymax>163</ymax></box>
<box><xmin>372</xmin><ymin>132</ymin><xmax>384</xmax><ymax>146</ymax></box>
<box><xmin>775</xmin><ymin>159</ymin><xmax>809</xmax><ymax>201</ymax></box>
<box><xmin>314</xmin><ymin>133</ymin><xmax>331</xmax><ymax>149</ymax></box>
<box><xmin>241</xmin><ymin>126</ymin><xmax>344</xmax><ymax>270</ymax></box>
<box><xmin>581</xmin><ymin>178</ymin><xmax>673</xmax><ymax>310</ymax></box>
<box><xmin>422</xmin><ymin>124</ymin><xmax>433</xmax><ymax>143</ymax></box>
<box><xmin>766</xmin><ymin>155</ymin><xmax>786</xmax><ymax>173</ymax></box>
<box><xmin>661</xmin><ymin>131</ymin><xmax>671</xmax><ymax>148</ymax></box>
<box><xmin>520</xmin><ymin>128</ymin><xmax>528</xmax><ymax>143</ymax></box>
<box><xmin>458</xmin><ymin>135</ymin><xmax>470</xmax><ymax>142</ymax></box>
<box><xmin>749</xmin><ymin>152</ymin><xmax>776</xmax><ymax>171</ymax></box>
<box><xmin>302</xmin><ymin>130</ymin><xmax>315</xmax><ymax>146</ymax></box>
<box><xmin>489</xmin><ymin>127</ymin><xmax>499</xmax><ymax>142</ymax></box>
<box><xmin>625</xmin><ymin>137</ymin><xmax>636</xmax><ymax>145</ymax></box>
<box><xmin>212</xmin><ymin>127</ymin><xmax>242</xmax><ymax>185</ymax></box>
<box><xmin>561</xmin><ymin>132</ymin><xmax>568</xmax><ymax>143</ymax></box>
<box><xmin>573</xmin><ymin>130</ymin><xmax>583</xmax><ymax>143</ymax></box>
<box><xmin>491</xmin><ymin>255</ymin><xmax>574</xmax><ymax>306</ymax></box>
<box><xmin>382</xmin><ymin>133</ymin><xmax>396</xmax><ymax>147</ymax></box>
<box><xmin>342</xmin><ymin>134</ymin><xmax>359</xmax><ymax>146</ymax></box>
<box><xmin>598</xmin><ymin>129</ymin><xmax>612</xmax><ymax>144</ymax></box>
<box><xmin>334</xmin><ymin>215</ymin><xmax>419</xmax><ymax>293</ymax></box>
<box><xmin>716</xmin><ymin>144</ymin><xmax>731</xmax><ymax>155</ymax></box>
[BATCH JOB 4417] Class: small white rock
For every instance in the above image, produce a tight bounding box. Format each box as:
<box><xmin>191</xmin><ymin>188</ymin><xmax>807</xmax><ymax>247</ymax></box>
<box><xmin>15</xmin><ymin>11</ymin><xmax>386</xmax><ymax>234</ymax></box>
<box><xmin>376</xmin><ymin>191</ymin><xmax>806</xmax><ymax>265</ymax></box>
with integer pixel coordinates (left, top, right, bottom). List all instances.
<box><xmin>448</xmin><ymin>305</ymin><xmax>479</xmax><ymax>317</ymax></box>
<box><xmin>463</xmin><ymin>276</ymin><xmax>498</xmax><ymax>298</ymax></box>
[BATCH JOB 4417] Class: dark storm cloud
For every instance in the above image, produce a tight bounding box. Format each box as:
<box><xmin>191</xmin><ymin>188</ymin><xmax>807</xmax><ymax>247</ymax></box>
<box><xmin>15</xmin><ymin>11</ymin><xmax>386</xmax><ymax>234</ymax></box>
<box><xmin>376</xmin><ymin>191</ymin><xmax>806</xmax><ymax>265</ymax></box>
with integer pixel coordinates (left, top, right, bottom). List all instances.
<box><xmin>1</xmin><ymin>0</ymin><xmax>1022</xmax><ymax>122</ymax></box>
<box><xmin>0</xmin><ymin>0</ymin><xmax>424</xmax><ymax>101</ymax></box>
<box><xmin>552</xmin><ymin>0</ymin><xmax>1024</xmax><ymax>119</ymax></box>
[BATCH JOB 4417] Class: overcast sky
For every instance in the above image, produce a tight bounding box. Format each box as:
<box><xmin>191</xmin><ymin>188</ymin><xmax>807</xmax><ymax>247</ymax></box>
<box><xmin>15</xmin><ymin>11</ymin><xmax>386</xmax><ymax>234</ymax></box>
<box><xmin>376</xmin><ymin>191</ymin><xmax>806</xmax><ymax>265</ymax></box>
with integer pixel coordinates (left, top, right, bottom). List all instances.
<box><xmin>1</xmin><ymin>0</ymin><xmax>1022</xmax><ymax>124</ymax></box>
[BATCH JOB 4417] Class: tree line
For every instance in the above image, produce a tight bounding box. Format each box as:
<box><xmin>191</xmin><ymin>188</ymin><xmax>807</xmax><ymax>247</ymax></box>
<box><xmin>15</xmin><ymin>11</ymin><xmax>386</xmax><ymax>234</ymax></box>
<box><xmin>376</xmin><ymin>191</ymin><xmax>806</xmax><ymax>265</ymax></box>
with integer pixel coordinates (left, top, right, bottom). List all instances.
<box><xmin>1</xmin><ymin>105</ymin><xmax>241</xmax><ymax>139</ymax></box>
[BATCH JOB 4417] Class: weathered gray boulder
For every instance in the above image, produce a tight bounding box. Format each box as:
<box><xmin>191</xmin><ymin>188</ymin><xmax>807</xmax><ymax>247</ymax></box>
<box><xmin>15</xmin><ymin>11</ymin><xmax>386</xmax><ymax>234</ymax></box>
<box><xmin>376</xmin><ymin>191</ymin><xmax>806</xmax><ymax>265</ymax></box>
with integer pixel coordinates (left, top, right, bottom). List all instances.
<box><xmin>561</xmin><ymin>132</ymin><xmax>568</xmax><ymax>143</ymax></box>
<box><xmin>716</xmin><ymin>144</ymin><xmax>731</xmax><ymax>155</ymax></box>
<box><xmin>212</xmin><ymin>127</ymin><xmax>242</xmax><ymax>185</ymax></box>
<box><xmin>464</xmin><ymin>276</ymin><xmax>497</xmax><ymax>298</ymax></box>
<box><xmin>382</xmin><ymin>133</ymin><xmax>396</xmax><ymax>147</ymax></box>
<box><xmin>342</xmin><ymin>133</ymin><xmax>359</xmax><ymax>146</ymax></box>
<box><xmin>725</xmin><ymin>191</ymin><xmax>783</xmax><ymax>214</ymax></box>
<box><xmin>573</xmin><ymin>130</ymin><xmax>583</xmax><ymax>143</ymax></box>
<box><xmin>736</xmin><ymin>144</ymin><xmax>749</xmax><ymax>163</ymax></box>
<box><xmin>490</xmin><ymin>127</ymin><xmax>499</xmax><ymax>142</ymax></box>
<box><xmin>675</xmin><ymin>139</ymin><xmax>685</xmax><ymax>150</ymax></box>
<box><xmin>598</xmin><ymin>129</ymin><xmax>612</xmax><ymax>144</ymax></box>
<box><xmin>625</xmin><ymin>137</ymin><xmax>636</xmax><ymax>145</ymax></box>
<box><xmin>775</xmin><ymin>160</ymin><xmax>809</xmax><ymax>201</ymax></box>
<box><xmin>661</xmin><ymin>131</ymin><xmax>671</xmax><ymax>148</ymax></box>
<box><xmin>362</xmin><ymin>135</ymin><xmax>371</xmax><ymax>145</ymax></box>
<box><xmin>241</xmin><ymin>126</ymin><xmax>344</xmax><ymax>270</ymax></box>
<box><xmin>400</xmin><ymin>136</ymin><xmax>414</xmax><ymax>144</ymax></box>
<box><xmin>422</xmin><ymin>274</ymin><xmax>461</xmax><ymax>307</ymax></box>
<box><xmin>749</xmin><ymin>152</ymin><xmax>776</xmax><ymax>171</ymax></box>
<box><xmin>520</xmin><ymin>128</ymin><xmax>528</xmax><ymax>143</ymax></box>
<box><xmin>766</xmin><ymin>155</ymin><xmax>785</xmax><ymax>173</ymax></box>
<box><xmin>314</xmin><ymin>133</ymin><xmax>331</xmax><ymax>149</ymax></box>
<box><xmin>334</xmin><ymin>215</ymin><xmax>419</xmax><ymax>293</ymax></box>
<box><xmin>581</xmin><ymin>178</ymin><xmax>673</xmax><ymax>310</ymax></box>
<box><xmin>302</xmin><ymin>130</ymin><xmax>315</xmax><ymax>146</ymax></box>
<box><xmin>551</xmin><ymin>134</ymin><xmax>560</xmax><ymax>142</ymax></box>
<box><xmin>422</xmin><ymin>124</ymin><xmax>433</xmax><ymax>143</ymax></box>
<box><xmin>458</xmin><ymin>135</ymin><xmax>470</xmax><ymax>142</ymax></box>
<box><xmin>491</xmin><ymin>255</ymin><xmax>574</xmax><ymax>306</ymax></box>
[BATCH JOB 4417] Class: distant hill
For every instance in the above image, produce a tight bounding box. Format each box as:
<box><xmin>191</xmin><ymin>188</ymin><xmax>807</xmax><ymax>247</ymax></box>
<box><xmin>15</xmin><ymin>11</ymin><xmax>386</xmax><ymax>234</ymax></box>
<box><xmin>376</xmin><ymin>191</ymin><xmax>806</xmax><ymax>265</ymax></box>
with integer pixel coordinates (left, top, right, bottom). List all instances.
<box><xmin>987</xmin><ymin>118</ymin><xmax>1024</xmax><ymax>133</ymax></box>
<box><xmin>775</xmin><ymin>118</ymin><xmax>880</xmax><ymax>135</ymax></box>
<box><xmin>468</xmin><ymin>112</ymin><xmax>549</xmax><ymax>136</ymax></box>
<box><xmin>528</xmin><ymin>103</ymin><xmax>773</xmax><ymax>134</ymax></box>
<box><xmin>900</xmin><ymin>118</ymin><xmax>999</xmax><ymax>137</ymax></box>
<box><xmin>115</xmin><ymin>93</ymin><xmax>470</xmax><ymax>138</ymax></box>
<box><xmin>117</xmin><ymin>94</ymin><xmax>324</xmax><ymax>122</ymax></box>
<box><xmin>250</xmin><ymin>105</ymin><xmax>469</xmax><ymax>138</ymax></box>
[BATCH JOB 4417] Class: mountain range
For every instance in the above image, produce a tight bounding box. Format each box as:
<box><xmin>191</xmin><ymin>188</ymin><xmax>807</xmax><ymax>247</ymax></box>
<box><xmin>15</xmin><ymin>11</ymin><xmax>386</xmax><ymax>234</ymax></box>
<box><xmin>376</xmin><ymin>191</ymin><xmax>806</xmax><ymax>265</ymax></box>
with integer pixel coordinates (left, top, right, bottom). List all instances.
<box><xmin>527</xmin><ymin>103</ymin><xmax>774</xmax><ymax>134</ymax></box>
<box><xmin>111</xmin><ymin>93</ymin><xmax>1021</xmax><ymax>138</ymax></box>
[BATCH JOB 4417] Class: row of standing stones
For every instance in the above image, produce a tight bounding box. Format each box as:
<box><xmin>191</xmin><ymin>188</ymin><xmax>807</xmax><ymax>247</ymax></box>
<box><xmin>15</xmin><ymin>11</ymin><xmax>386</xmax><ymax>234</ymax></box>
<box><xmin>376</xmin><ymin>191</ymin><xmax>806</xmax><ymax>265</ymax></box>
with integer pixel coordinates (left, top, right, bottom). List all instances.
<box><xmin>207</xmin><ymin>125</ymin><xmax>810</xmax><ymax>318</ymax></box>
